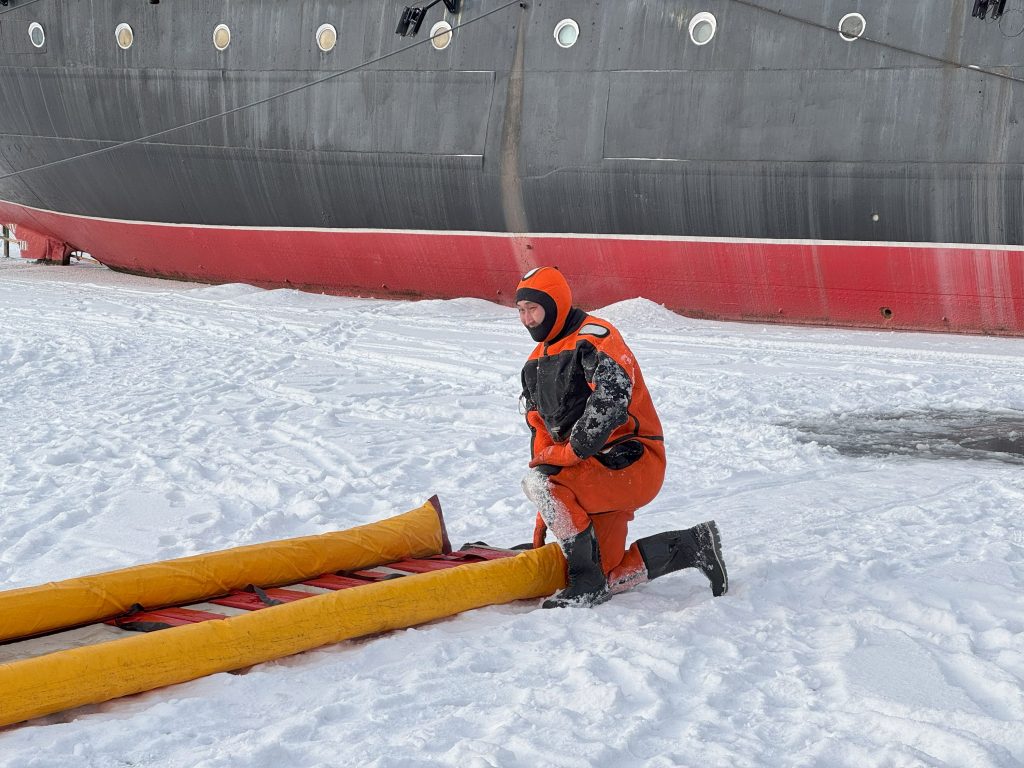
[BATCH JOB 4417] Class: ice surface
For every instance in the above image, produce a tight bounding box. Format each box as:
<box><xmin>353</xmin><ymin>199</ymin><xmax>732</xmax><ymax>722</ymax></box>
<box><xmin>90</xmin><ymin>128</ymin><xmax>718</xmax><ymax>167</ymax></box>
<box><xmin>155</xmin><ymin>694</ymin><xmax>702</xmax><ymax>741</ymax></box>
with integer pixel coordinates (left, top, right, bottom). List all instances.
<box><xmin>1</xmin><ymin>259</ymin><xmax>1022</xmax><ymax>766</ymax></box>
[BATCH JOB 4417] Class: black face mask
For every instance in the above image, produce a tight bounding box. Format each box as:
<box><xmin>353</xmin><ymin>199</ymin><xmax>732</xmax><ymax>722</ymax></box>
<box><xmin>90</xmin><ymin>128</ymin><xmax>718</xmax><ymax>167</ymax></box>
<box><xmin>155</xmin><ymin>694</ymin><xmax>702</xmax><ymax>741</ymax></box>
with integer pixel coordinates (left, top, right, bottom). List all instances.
<box><xmin>516</xmin><ymin>287</ymin><xmax>558</xmax><ymax>342</ymax></box>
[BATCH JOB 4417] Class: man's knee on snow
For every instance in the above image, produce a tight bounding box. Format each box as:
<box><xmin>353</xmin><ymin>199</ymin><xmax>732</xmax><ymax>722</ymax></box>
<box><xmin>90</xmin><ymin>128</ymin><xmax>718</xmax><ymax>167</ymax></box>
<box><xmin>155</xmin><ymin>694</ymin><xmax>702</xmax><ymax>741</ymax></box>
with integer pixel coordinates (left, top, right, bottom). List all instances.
<box><xmin>521</xmin><ymin>470</ymin><xmax>582</xmax><ymax>542</ymax></box>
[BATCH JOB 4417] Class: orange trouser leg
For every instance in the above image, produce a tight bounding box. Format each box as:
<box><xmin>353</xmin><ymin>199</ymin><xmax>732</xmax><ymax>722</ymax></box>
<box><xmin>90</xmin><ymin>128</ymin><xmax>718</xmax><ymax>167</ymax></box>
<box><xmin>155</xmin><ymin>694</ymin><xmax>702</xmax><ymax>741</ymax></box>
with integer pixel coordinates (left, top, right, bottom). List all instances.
<box><xmin>607</xmin><ymin>545</ymin><xmax>649</xmax><ymax>594</ymax></box>
<box><xmin>530</xmin><ymin>507</ymin><xmax>634</xmax><ymax>575</ymax></box>
<box><xmin>522</xmin><ymin>443</ymin><xmax>666</xmax><ymax>576</ymax></box>
<box><xmin>589</xmin><ymin>509</ymin><xmax>633</xmax><ymax>575</ymax></box>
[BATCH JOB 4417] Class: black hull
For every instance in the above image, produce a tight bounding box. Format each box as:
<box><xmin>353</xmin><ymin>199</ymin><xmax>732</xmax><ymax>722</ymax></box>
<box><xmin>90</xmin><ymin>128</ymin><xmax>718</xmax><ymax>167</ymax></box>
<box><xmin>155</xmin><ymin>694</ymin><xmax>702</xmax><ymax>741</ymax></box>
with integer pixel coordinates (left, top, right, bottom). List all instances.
<box><xmin>1</xmin><ymin>1</ymin><xmax>1023</xmax><ymax>335</ymax></box>
<box><xmin>0</xmin><ymin>1</ymin><xmax>1021</xmax><ymax>243</ymax></box>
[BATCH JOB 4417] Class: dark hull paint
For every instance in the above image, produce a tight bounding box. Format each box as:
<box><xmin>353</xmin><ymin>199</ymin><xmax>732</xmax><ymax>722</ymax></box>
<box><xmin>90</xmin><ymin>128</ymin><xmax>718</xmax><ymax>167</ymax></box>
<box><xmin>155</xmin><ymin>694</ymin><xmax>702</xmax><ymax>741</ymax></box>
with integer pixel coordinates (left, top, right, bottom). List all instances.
<box><xmin>1</xmin><ymin>0</ymin><xmax>1023</xmax><ymax>332</ymax></box>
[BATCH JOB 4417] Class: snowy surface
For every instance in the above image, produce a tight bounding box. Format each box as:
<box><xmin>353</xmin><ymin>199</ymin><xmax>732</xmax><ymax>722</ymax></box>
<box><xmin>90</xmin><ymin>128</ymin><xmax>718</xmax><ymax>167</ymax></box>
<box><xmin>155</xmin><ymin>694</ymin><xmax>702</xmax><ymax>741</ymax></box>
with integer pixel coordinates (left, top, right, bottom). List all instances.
<box><xmin>1</xmin><ymin>258</ymin><xmax>1023</xmax><ymax>767</ymax></box>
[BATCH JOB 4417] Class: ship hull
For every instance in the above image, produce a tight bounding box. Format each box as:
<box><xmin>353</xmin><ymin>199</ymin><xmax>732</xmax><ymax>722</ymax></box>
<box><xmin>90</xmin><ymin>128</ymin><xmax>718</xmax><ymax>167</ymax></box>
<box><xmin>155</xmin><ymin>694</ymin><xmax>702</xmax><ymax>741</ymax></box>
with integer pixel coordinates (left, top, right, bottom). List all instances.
<box><xmin>1</xmin><ymin>0</ymin><xmax>1023</xmax><ymax>333</ymax></box>
<box><xmin>4</xmin><ymin>199</ymin><xmax>1022</xmax><ymax>334</ymax></box>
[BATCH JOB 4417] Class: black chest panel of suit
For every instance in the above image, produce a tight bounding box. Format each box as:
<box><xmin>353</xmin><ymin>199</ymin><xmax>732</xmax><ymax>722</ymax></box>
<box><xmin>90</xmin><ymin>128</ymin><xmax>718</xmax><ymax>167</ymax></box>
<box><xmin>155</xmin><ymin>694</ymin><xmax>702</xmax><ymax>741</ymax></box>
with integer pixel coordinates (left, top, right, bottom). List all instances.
<box><xmin>524</xmin><ymin>344</ymin><xmax>594</xmax><ymax>443</ymax></box>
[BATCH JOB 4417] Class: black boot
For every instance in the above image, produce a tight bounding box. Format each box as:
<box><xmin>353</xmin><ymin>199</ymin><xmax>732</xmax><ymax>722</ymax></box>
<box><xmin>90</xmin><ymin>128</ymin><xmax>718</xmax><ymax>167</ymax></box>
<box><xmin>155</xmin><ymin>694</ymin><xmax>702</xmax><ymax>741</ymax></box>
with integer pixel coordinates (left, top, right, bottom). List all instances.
<box><xmin>542</xmin><ymin>523</ymin><xmax>610</xmax><ymax>608</ymax></box>
<box><xmin>636</xmin><ymin>521</ymin><xmax>728</xmax><ymax>596</ymax></box>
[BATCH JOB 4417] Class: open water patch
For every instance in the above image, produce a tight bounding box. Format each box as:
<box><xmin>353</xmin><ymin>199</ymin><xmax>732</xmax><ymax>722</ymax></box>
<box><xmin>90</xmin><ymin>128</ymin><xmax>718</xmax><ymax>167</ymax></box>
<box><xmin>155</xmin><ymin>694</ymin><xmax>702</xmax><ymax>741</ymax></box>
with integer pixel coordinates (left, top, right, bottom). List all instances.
<box><xmin>784</xmin><ymin>409</ymin><xmax>1024</xmax><ymax>466</ymax></box>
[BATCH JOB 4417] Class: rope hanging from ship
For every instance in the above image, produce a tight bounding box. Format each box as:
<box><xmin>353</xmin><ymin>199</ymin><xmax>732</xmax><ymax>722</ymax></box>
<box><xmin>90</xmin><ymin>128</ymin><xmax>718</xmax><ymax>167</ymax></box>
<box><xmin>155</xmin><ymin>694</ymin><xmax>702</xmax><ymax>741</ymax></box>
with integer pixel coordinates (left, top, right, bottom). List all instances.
<box><xmin>1</xmin><ymin>0</ymin><xmax>1023</xmax><ymax>183</ymax></box>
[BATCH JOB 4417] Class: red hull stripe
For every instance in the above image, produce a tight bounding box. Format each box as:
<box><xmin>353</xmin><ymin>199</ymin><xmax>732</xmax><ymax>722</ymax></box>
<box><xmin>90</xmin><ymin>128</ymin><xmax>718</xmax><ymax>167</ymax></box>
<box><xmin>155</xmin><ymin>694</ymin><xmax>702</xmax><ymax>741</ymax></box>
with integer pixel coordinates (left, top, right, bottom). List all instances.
<box><xmin>3</xmin><ymin>199</ymin><xmax>1023</xmax><ymax>335</ymax></box>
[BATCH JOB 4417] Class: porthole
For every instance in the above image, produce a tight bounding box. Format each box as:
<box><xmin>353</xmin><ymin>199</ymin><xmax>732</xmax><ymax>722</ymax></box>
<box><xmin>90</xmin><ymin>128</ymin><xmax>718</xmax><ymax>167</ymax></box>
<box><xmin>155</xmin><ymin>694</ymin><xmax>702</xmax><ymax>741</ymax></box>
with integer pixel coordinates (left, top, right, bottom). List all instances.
<box><xmin>554</xmin><ymin>19</ymin><xmax>579</xmax><ymax>49</ymax></box>
<box><xmin>316</xmin><ymin>23</ymin><xmax>337</xmax><ymax>52</ymax></box>
<box><xmin>430</xmin><ymin>20</ymin><xmax>452</xmax><ymax>51</ymax></box>
<box><xmin>213</xmin><ymin>23</ymin><xmax>231</xmax><ymax>51</ymax></box>
<box><xmin>115</xmin><ymin>23</ymin><xmax>134</xmax><ymax>50</ymax></box>
<box><xmin>838</xmin><ymin>12</ymin><xmax>866</xmax><ymax>41</ymax></box>
<box><xmin>689</xmin><ymin>12</ymin><xmax>717</xmax><ymax>46</ymax></box>
<box><xmin>28</xmin><ymin>22</ymin><xmax>45</xmax><ymax>48</ymax></box>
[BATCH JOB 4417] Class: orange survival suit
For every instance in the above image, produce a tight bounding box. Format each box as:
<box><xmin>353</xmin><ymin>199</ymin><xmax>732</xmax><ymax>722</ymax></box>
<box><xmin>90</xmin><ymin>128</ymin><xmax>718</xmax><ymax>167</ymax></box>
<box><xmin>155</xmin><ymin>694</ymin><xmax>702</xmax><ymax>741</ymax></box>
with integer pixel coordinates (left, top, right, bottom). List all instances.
<box><xmin>517</xmin><ymin>267</ymin><xmax>667</xmax><ymax>600</ymax></box>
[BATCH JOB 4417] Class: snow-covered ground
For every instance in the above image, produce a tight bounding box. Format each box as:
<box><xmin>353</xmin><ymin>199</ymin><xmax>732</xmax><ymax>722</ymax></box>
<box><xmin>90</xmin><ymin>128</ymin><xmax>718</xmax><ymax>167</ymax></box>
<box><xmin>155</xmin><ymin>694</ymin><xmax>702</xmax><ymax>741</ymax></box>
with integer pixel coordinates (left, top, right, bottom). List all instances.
<box><xmin>1</xmin><ymin>258</ymin><xmax>1022</xmax><ymax>767</ymax></box>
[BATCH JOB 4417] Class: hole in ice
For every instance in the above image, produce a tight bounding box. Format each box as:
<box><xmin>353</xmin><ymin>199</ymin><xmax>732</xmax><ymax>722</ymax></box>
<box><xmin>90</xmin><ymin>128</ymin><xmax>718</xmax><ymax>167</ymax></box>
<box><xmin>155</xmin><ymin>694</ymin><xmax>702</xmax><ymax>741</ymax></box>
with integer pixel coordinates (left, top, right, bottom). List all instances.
<box><xmin>783</xmin><ymin>409</ymin><xmax>1024</xmax><ymax>465</ymax></box>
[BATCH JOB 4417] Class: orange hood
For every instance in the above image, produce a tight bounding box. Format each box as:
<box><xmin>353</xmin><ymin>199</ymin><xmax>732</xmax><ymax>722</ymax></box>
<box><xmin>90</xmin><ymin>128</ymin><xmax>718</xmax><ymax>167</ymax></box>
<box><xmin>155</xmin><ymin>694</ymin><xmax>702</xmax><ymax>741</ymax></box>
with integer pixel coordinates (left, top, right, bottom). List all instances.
<box><xmin>515</xmin><ymin>267</ymin><xmax>573</xmax><ymax>343</ymax></box>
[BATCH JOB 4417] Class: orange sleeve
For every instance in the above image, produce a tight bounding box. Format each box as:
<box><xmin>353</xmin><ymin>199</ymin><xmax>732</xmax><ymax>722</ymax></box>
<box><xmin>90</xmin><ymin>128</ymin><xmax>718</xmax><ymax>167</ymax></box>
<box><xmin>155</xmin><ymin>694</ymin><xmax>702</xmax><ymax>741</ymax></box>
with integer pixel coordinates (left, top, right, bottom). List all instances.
<box><xmin>527</xmin><ymin>409</ymin><xmax>555</xmax><ymax>458</ymax></box>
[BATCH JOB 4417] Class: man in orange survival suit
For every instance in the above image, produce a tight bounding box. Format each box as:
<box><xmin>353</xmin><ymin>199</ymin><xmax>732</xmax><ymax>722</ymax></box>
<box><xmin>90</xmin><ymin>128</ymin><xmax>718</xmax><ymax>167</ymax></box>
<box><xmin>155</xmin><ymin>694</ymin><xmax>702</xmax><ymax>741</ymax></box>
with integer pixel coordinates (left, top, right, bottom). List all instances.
<box><xmin>517</xmin><ymin>266</ymin><xmax>728</xmax><ymax>608</ymax></box>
